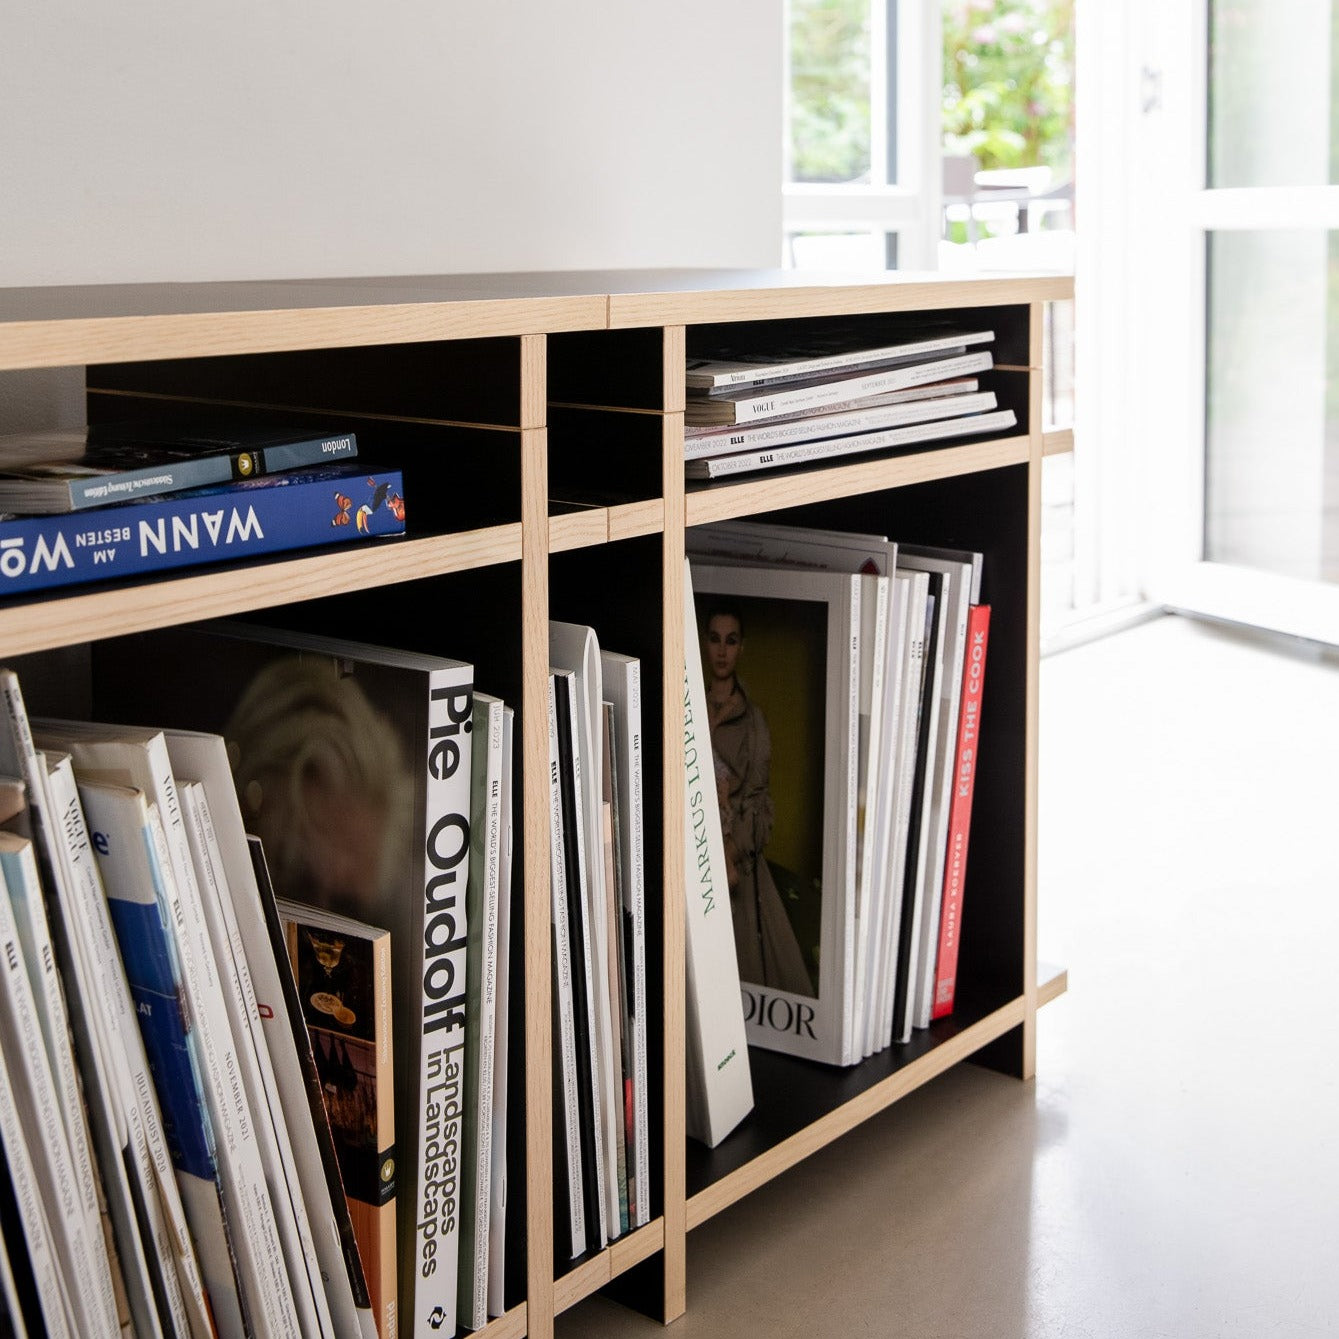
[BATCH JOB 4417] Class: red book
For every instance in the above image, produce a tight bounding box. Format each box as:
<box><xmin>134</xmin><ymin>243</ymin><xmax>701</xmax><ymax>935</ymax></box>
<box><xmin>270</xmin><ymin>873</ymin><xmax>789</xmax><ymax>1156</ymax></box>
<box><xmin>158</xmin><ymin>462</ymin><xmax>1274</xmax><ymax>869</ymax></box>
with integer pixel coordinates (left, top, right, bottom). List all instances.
<box><xmin>931</xmin><ymin>603</ymin><xmax>991</xmax><ymax>1020</ymax></box>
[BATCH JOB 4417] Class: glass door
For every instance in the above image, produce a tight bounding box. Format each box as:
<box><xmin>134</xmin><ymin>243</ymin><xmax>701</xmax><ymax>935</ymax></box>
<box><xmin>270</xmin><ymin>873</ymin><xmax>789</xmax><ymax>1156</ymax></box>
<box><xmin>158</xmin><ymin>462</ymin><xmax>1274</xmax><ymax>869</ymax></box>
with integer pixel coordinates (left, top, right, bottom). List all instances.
<box><xmin>1139</xmin><ymin>0</ymin><xmax>1339</xmax><ymax>643</ymax></box>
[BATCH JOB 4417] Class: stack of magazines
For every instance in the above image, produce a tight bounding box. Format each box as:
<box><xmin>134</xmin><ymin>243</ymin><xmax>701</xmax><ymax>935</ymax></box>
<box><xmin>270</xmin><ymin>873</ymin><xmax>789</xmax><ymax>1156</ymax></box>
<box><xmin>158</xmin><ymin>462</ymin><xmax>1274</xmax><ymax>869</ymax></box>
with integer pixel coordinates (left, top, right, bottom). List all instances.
<box><xmin>683</xmin><ymin>326</ymin><xmax>1017</xmax><ymax>480</ymax></box>
<box><xmin>546</xmin><ymin>622</ymin><xmax>653</xmax><ymax>1261</ymax></box>
<box><xmin>0</xmin><ymin>419</ymin><xmax>405</xmax><ymax>596</ymax></box>
<box><xmin>683</xmin><ymin>521</ymin><xmax>993</xmax><ymax>1073</ymax></box>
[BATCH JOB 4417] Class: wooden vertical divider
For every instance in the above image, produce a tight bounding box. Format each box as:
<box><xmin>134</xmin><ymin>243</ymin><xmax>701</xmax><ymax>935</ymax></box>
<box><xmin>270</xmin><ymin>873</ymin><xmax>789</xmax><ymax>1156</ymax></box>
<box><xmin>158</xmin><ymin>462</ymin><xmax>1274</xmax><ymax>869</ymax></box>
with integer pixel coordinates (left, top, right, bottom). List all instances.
<box><xmin>659</xmin><ymin>324</ymin><xmax>688</xmax><ymax>1323</ymax></box>
<box><xmin>1021</xmin><ymin>302</ymin><xmax>1046</xmax><ymax>1081</ymax></box>
<box><xmin>520</xmin><ymin>334</ymin><xmax>553</xmax><ymax>1339</ymax></box>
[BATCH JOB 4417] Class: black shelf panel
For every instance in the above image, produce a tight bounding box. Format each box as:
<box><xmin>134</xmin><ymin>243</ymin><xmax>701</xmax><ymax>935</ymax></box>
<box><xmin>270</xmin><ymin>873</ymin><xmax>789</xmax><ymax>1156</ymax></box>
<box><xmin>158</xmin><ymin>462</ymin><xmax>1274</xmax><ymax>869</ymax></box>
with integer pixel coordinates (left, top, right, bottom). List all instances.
<box><xmin>685</xmin><ymin>976</ymin><xmax>1019</xmax><ymax>1201</ymax></box>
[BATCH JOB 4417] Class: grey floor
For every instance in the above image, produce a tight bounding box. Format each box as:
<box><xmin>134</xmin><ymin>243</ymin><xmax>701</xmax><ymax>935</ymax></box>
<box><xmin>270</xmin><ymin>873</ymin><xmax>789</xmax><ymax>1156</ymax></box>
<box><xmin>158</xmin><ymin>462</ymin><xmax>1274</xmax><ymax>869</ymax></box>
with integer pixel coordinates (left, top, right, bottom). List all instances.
<box><xmin>559</xmin><ymin>613</ymin><xmax>1339</xmax><ymax>1338</ymax></box>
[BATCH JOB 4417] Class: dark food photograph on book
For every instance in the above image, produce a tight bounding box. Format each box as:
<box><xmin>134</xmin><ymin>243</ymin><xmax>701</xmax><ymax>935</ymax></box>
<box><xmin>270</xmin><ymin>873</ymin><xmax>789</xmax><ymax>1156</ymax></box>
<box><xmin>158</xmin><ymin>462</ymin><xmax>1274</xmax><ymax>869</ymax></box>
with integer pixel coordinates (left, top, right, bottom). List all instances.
<box><xmin>683</xmin><ymin>324</ymin><xmax>1016</xmax><ymax>479</ymax></box>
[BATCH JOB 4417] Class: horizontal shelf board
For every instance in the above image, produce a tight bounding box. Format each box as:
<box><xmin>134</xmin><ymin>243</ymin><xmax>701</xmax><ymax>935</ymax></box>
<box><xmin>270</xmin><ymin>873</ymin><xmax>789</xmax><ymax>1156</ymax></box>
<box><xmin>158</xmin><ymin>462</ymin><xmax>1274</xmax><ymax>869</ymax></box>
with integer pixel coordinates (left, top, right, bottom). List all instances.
<box><xmin>1042</xmin><ymin>427</ymin><xmax>1074</xmax><ymax>457</ymax></box>
<box><xmin>0</xmin><ymin>276</ymin><xmax>610</xmax><ymax>370</ymax></box>
<box><xmin>553</xmin><ymin>1218</ymin><xmax>666</xmax><ymax>1316</ymax></box>
<box><xmin>685</xmin><ymin>985</ymin><xmax>1026</xmax><ymax>1230</ymax></box>
<box><xmin>547</xmin><ymin>499</ymin><xmax>665</xmax><ymax>551</ymax></box>
<box><xmin>473</xmin><ymin>1302</ymin><xmax>528</xmax><ymax>1339</ymax></box>
<box><xmin>1038</xmin><ymin>961</ymin><xmax>1069</xmax><ymax>1007</ymax></box>
<box><xmin>685</xmin><ymin>435</ymin><xmax>1030</xmax><ymax>527</ymax></box>
<box><xmin>0</xmin><ymin>523</ymin><xmax>522</xmax><ymax>654</ymax></box>
<box><xmin>607</xmin><ymin>269</ymin><xmax>1074</xmax><ymax>328</ymax></box>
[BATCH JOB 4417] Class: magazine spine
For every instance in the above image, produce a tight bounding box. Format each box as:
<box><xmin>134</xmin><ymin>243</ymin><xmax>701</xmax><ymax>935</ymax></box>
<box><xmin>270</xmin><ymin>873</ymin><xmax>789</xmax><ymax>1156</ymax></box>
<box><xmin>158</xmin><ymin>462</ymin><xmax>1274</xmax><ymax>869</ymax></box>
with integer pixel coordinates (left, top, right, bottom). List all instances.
<box><xmin>683</xmin><ymin>390</ymin><xmax>996</xmax><ymax>460</ymax></box>
<box><xmin>931</xmin><ymin>604</ymin><xmax>991</xmax><ymax>1021</ymax></box>
<box><xmin>0</xmin><ymin>467</ymin><xmax>404</xmax><ymax>597</ymax></box>
<box><xmin>687</xmin><ymin>351</ymin><xmax>993</xmax><ymax>426</ymax></box>
<box><xmin>685</xmin><ymin>407</ymin><xmax>1013</xmax><ymax>479</ymax></box>
<box><xmin>685</xmin><ymin>330</ymin><xmax>993</xmax><ymax>389</ymax></box>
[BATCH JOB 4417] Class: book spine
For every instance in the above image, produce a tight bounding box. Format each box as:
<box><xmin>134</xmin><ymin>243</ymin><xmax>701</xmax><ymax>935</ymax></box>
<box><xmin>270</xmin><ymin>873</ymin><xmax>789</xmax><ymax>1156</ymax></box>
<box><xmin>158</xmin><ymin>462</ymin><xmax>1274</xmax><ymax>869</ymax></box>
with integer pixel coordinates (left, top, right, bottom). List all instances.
<box><xmin>686</xmin><ymin>407</ymin><xmax>1013</xmax><ymax>479</ymax></box>
<box><xmin>0</xmin><ymin>467</ymin><xmax>404</xmax><ymax>596</ymax></box>
<box><xmin>716</xmin><ymin>351</ymin><xmax>993</xmax><ymax>425</ymax></box>
<box><xmin>546</xmin><ymin>677</ymin><xmax>586</xmax><ymax>1259</ymax></box>
<box><xmin>931</xmin><ymin>604</ymin><xmax>991</xmax><ymax>1021</ymax></box>
<box><xmin>63</xmin><ymin>431</ymin><xmax>358</xmax><ymax>511</ymax></box>
<box><xmin>410</xmin><ymin>666</ymin><xmax>473</xmax><ymax>1339</ymax></box>
<box><xmin>683</xmin><ymin>388</ymin><xmax>992</xmax><ymax>459</ymax></box>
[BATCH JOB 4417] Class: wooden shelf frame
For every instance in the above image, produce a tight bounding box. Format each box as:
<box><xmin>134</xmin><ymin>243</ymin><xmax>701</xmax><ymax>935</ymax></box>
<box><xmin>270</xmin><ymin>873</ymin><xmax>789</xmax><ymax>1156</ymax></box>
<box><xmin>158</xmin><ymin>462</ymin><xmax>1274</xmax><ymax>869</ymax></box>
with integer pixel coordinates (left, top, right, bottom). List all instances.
<box><xmin>0</xmin><ymin>269</ymin><xmax>1073</xmax><ymax>1339</ymax></box>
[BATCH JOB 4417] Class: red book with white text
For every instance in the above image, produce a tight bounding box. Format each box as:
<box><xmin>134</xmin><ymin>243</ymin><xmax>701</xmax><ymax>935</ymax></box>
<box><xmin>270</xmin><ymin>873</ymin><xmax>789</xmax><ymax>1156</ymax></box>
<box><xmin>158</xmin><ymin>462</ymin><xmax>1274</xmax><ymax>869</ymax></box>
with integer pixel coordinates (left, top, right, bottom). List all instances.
<box><xmin>931</xmin><ymin>603</ymin><xmax>991</xmax><ymax>1020</ymax></box>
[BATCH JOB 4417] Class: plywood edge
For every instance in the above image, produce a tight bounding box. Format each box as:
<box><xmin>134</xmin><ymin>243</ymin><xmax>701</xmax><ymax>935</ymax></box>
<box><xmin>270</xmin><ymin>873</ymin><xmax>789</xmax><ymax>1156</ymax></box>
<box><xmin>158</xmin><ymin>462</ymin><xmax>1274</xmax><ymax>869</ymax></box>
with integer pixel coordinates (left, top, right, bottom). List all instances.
<box><xmin>0</xmin><ymin>525</ymin><xmax>523</xmax><ymax>655</ymax></box>
<box><xmin>685</xmin><ymin>996</ymin><xmax>1028</xmax><ymax>1232</ymax></box>
<box><xmin>608</xmin><ymin>274</ymin><xmax>1074</xmax><ymax>328</ymax></box>
<box><xmin>547</xmin><ymin>506</ymin><xmax>609</xmax><ymax>552</ymax></box>
<box><xmin>1042</xmin><ymin>427</ymin><xmax>1074</xmax><ymax>457</ymax></box>
<box><xmin>1037</xmin><ymin>963</ymin><xmax>1069</xmax><ymax>1008</ymax></box>
<box><xmin>685</xmin><ymin>436</ymin><xmax>1030</xmax><ymax>528</ymax></box>
<box><xmin>0</xmin><ymin>294</ymin><xmax>608</xmax><ymax>371</ymax></box>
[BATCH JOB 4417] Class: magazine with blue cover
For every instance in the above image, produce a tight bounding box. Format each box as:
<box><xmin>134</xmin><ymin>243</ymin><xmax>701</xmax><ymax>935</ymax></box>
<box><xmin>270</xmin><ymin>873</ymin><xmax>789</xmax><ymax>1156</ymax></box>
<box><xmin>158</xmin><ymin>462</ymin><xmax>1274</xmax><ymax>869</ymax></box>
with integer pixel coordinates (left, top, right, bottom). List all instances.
<box><xmin>0</xmin><ymin>462</ymin><xmax>405</xmax><ymax>597</ymax></box>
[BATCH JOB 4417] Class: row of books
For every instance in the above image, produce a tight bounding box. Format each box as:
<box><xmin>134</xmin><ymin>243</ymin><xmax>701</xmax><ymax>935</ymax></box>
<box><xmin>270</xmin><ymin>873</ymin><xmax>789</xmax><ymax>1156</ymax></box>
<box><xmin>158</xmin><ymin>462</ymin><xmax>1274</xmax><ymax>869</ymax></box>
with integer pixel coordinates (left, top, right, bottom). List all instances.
<box><xmin>682</xmin><ymin>325</ymin><xmax>1018</xmax><ymax>479</ymax></box>
<box><xmin>546</xmin><ymin>624</ymin><xmax>652</xmax><ymax>1261</ymax></box>
<box><xmin>0</xmin><ymin>421</ymin><xmax>405</xmax><ymax>596</ymax></box>
<box><xmin>0</xmin><ymin>617</ymin><xmax>519</xmax><ymax>1339</ymax></box>
<box><xmin>682</xmin><ymin>520</ymin><xmax>993</xmax><ymax>1141</ymax></box>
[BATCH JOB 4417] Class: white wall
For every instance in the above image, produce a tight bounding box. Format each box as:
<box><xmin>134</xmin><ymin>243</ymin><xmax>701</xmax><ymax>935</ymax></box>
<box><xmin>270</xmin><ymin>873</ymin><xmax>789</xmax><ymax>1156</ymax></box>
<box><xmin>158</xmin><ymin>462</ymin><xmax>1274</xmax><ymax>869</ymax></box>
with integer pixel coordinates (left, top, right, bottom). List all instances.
<box><xmin>0</xmin><ymin>2</ymin><xmax>784</xmax><ymax>286</ymax></box>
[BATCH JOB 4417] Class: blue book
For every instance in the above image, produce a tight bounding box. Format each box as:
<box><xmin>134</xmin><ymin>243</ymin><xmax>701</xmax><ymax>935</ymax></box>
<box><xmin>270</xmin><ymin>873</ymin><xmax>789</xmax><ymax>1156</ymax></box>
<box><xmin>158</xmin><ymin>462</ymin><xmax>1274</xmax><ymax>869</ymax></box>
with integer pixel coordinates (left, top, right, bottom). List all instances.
<box><xmin>0</xmin><ymin>463</ymin><xmax>405</xmax><ymax>597</ymax></box>
<box><xmin>0</xmin><ymin>421</ymin><xmax>358</xmax><ymax>513</ymax></box>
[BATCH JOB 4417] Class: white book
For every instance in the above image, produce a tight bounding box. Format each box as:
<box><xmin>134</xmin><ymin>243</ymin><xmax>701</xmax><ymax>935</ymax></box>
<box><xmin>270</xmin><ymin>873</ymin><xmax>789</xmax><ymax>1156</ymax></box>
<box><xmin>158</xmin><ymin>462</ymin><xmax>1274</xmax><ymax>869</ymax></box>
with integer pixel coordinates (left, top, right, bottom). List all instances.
<box><xmin>685</xmin><ymin>328</ymin><xmax>994</xmax><ymax>390</ymax></box>
<box><xmin>39</xmin><ymin>753</ymin><xmax>210</xmax><ymax>1339</ymax></box>
<box><xmin>863</xmin><ymin>576</ymin><xmax>907</xmax><ymax>1057</ymax></box>
<box><xmin>880</xmin><ymin>573</ymin><xmax>929</xmax><ymax>1051</ymax></box>
<box><xmin>178</xmin><ymin>780</ymin><xmax>338</xmax><ymax>1338</ymax></box>
<box><xmin>159</xmin><ymin>730</ymin><xmax>378</xmax><ymax>1339</ymax></box>
<box><xmin>599</xmin><ymin>650</ymin><xmax>649</xmax><ymax>1228</ymax></box>
<box><xmin>550</xmin><ymin>621</ymin><xmax>621</xmax><ymax>1244</ymax></box>
<box><xmin>0</xmin><ymin>787</ymin><xmax>121</xmax><ymax>1335</ymax></box>
<box><xmin>459</xmin><ymin>693</ymin><xmax>505</xmax><ymax>1332</ymax></box>
<box><xmin>0</xmin><ymin>827</ymin><xmax>121</xmax><ymax>1339</ymax></box>
<box><xmin>681</xmin><ymin>559</ymin><xmax>753</xmax><ymax>1143</ymax></box>
<box><xmin>684</xmin><ymin>389</ymin><xmax>996</xmax><ymax>462</ymax></box>
<box><xmin>487</xmin><ymin>706</ymin><xmax>515</xmax><ymax>1318</ymax></box>
<box><xmin>685</xmin><ymin>406</ymin><xmax>1015</xmax><ymax>478</ymax></box>
<box><xmin>546</xmin><ymin>676</ymin><xmax>586</xmax><ymax>1261</ymax></box>
<box><xmin>40</xmin><ymin>720</ymin><xmax>301</xmax><ymax>1339</ymax></box>
<box><xmin>683</xmin><ymin>349</ymin><xmax>994</xmax><ymax>426</ymax></box>
<box><xmin>0</xmin><ymin>1015</ymin><xmax>73</xmax><ymax>1339</ymax></box>
<box><xmin>898</xmin><ymin>546</ymin><xmax>982</xmax><ymax>1030</ymax></box>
